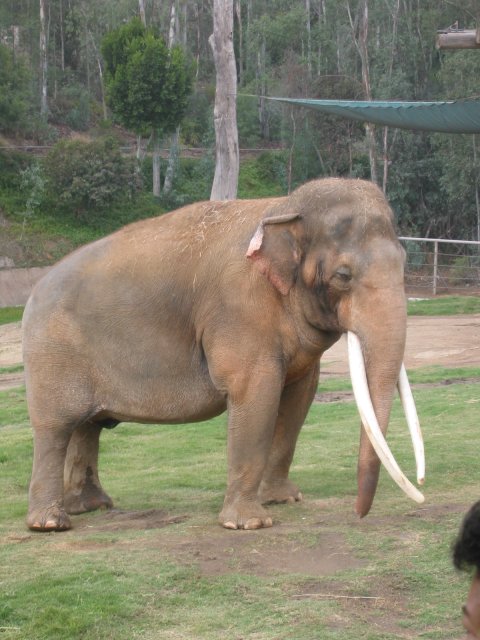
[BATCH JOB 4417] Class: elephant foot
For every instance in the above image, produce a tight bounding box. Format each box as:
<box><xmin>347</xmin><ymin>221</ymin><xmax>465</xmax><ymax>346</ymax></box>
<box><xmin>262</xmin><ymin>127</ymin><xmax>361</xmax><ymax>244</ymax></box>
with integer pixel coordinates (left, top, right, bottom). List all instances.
<box><xmin>219</xmin><ymin>498</ymin><xmax>273</xmax><ymax>530</ymax></box>
<box><xmin>27</xmin><ymin>501</ymin><xmax>72</xmax><ymax>532</ymax></box>
<box><xmin>258</xmin><ymin>478</ymin><xmax>303</xmax><ymax>505</ymax></box>
<box><xmin>64</xmin><ymin>487</ymin><xmax>113</xmax><ymax>515</ymax></box>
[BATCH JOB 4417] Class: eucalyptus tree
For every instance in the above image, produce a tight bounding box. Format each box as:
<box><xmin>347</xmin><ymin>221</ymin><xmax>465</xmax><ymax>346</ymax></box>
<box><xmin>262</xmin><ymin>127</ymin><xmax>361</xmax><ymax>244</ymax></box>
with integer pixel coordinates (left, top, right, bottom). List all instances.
<box><xmin>209</xmin><ymin>0</ymin><xmax>239</xmax><ymax>200</ymax></box>
<box><xmin>0</xmin><ymin>43</ymin><xmax>32</xmax><ymax>134</ymax></box>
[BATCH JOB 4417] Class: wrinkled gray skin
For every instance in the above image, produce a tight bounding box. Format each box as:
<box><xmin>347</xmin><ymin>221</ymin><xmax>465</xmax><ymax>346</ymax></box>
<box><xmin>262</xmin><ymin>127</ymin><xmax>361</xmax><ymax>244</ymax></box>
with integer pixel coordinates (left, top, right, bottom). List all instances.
<box><xmin>23</xmin><ymin>178</ymin><xmax>407</xmax><ymax>531</ymax></box>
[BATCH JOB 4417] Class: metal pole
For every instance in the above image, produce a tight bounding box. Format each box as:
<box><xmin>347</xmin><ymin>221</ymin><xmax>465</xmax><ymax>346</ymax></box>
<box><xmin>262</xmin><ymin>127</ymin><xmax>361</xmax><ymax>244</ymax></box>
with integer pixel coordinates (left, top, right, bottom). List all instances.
<box><xmin>433</xmin><ymin>240</ymin><xmax>438</xmax><ymax>296</ymax></box>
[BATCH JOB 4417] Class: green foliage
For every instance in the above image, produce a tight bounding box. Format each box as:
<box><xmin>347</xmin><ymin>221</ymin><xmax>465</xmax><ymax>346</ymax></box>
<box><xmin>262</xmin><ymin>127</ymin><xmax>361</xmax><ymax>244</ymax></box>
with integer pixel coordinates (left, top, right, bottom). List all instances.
<box><xmin>0</xmin><ymin>147</ymin><xmax>31</xmax><ymax>189</ymax></box>
<box><xmin>43</xmin><ymin>137</ymin><xmax>141</xmax><ymax>219</ymax></box>
<box><xmin>143</xmin><ymin>154</ymin><xmax>215</xmax><ymax>210</ymax></box>
<box><xmin>20</xmin><ymin>161</ymin><xmax>45</xmax><ymax>217</ymax></box>
<box><xmin>50</xmin><ymin>83</ymin><xmax>91</xmax><ymax>132</ymax></box>
<box><xmin>101</xmin><ymin>18</ymin><xmax>193</xmax><ymax>136</ymax></box>
<box><xmin>237</xmin><ymin>153</ymin><xmax>287</xmax><ymax>198</ymax></box>
<box><xmin>0</xmin><ymin>44</ymin><xmax>32</xmax><ymax>135</ymax></box>
<box><xmin>181</xmin><ymin>89</ymin><xmax>213</xmax><ymax>146</ymax></box>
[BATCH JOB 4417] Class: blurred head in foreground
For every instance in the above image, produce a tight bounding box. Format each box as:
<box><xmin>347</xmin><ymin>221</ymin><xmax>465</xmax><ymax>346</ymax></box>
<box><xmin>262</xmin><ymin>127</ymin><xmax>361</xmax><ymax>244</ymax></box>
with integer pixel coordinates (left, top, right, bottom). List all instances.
<box><xmin>453</xmin><ymin>501</ymin><xmax>480</xmax><ymax>638</ymax></box>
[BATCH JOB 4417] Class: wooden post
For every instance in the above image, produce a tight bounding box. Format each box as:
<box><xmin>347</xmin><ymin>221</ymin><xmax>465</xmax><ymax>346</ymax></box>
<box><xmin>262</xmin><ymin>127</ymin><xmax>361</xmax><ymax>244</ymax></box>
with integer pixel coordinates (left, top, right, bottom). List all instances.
<box><xmin>433</xmin><ymin>241</ymin><xmax>438</xmax><ymax>296</ymax></box>
<box><xmin>436</xmin><ymin>30</ymin><xmax>480</xmax><ymax>50</ymax></box>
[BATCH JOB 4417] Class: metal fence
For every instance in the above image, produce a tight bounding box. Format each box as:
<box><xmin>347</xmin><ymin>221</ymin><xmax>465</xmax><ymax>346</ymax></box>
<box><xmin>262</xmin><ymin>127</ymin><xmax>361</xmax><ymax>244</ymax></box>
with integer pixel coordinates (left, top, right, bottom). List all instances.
<box><xmin>399</xmin><ymin>237</ymin><xmax>480</xmax><ymax>296</ymax></box>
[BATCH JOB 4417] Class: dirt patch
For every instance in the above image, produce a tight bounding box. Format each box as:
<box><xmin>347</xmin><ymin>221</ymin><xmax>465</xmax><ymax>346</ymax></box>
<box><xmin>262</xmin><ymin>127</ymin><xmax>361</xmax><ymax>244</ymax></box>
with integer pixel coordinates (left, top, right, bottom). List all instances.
<box><xmin>0</xmin><ymin>321</ymin><xmax>23</xmax><ymax>369</ymax></box>
<box><xmin>171</xmin><ymin>524</ymin><xmax>363</xmax><ymax>578</ymax></box>
<box><xmin>78</xmin><ymin>508</ymin><xmax>187</xmax><ymax>532</ymax></box>
<box><xmin>320</xmin><ymin>313</ymin><xmax>480</xmax><ymax>378</ymax></box>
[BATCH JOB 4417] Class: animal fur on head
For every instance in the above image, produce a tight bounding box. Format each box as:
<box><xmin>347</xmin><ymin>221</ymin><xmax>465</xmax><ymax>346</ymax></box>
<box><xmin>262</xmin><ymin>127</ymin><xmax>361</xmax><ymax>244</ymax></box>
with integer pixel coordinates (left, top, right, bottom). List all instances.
<box><xmin>453</xmin><ymin>501</ymin><xmax>480</xmax><ymax>572</ymax></box>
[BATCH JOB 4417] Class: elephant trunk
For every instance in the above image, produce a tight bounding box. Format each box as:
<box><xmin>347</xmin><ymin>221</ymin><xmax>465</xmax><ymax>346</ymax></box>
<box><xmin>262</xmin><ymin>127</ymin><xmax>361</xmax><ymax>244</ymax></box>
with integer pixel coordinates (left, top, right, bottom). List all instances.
<box><xmin>345</xmin><ymin>292</ymin><xmax>424</xmax><ymax>517</ymax></box>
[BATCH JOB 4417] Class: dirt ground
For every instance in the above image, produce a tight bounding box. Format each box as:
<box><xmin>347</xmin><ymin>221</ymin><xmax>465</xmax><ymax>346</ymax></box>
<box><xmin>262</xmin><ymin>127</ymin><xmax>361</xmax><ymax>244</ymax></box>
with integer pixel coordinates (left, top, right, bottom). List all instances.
<box><xmin>2</xmin><ymin>314</ymin><xmax>479</xmax><ymax>390</ymax></box>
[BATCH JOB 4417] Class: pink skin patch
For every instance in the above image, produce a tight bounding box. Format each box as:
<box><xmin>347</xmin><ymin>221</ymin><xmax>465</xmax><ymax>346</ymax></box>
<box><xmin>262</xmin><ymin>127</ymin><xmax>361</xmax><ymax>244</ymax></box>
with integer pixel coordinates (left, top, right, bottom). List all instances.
<box><xmin>246</xmin><ymin>225</ymin><xmax>264</xmax><ymax>257</ymax></box>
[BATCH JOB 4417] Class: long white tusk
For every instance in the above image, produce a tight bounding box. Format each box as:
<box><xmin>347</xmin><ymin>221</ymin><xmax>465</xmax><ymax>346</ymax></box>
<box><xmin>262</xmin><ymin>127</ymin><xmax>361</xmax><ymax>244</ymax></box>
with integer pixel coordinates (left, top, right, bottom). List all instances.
<box><xmin>347</xmin><ymin>331</ymin><xmax>424</xmax><ymax>505</ymax></box>
<box><xmin>397</xmin><ymin>364</ymin><xmax>425</xmax><ymax>485</ymax></box>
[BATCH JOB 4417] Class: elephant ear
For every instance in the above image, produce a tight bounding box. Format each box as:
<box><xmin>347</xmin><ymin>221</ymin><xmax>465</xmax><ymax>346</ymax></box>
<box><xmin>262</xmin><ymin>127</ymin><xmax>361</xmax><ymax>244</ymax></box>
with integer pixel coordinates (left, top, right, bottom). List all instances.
<box><xmin>246</xmin><ymin>212</ymin><xmax>303</xmax><ymax>295</ymax></box>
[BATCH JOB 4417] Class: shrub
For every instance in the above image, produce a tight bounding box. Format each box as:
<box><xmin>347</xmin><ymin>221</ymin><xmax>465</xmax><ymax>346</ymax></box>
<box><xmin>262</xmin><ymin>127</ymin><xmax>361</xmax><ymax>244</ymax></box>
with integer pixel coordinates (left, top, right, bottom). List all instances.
<box><xmin>20</xmin><ymin>161</ymin><xmax>45</xmax><ymax>217</ymax></box>
<box><xmin>0</xmin><ymin>147</ymin><xmax>31</xmax><ymax>189</ymax></box>
<box><xmin>43</xmin><ymin>137</ymin><xmax>141</xmax><ymax>219</ymax></box>
<box><xmin>50</xmin><ymin>84</ymin><xmax>91</xmax><ymax>132</ymax></box>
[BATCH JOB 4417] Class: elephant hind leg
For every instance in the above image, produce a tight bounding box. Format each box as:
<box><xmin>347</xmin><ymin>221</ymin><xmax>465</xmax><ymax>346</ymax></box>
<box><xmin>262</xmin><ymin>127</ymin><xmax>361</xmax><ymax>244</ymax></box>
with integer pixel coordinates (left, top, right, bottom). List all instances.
<box><xmin>63</xmin><ymin>420</ymin><xmax>114</xmax><ymax>515</ymax></box>
<box><xmin>27</xmin><ymin>423</ymin><xmax>73</xmax><ymax>531</ymax></box>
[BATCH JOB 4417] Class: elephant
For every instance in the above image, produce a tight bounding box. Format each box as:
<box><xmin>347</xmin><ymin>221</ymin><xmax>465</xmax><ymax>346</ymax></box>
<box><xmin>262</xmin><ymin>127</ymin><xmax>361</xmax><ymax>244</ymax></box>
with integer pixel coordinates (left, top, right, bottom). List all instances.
<box><xmin>23</xmin><ymin>177</ymin><xmax>425</xmax><ymax>532</ymax></box>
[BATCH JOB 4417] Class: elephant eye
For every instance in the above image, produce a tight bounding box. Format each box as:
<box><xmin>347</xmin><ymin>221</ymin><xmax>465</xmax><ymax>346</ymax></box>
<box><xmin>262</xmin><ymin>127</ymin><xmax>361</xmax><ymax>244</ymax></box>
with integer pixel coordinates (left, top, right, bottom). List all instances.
<box><xmin>334</xmin><ymin>266</ymin><xmax>352</xmax><ymax>283</ymax></box>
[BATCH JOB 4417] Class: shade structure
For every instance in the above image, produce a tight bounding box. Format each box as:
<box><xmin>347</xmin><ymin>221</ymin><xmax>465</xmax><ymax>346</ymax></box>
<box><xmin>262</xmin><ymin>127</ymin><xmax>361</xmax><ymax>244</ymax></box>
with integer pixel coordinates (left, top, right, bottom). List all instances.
<box><xmin>260</xmin><ymin>96</ymin><xmax>480</xmax><ymax>134</ymax></box>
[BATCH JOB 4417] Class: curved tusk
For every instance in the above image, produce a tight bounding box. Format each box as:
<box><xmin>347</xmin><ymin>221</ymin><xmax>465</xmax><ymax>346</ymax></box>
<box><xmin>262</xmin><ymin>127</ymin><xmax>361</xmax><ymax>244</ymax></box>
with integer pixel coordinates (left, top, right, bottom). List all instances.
<box><xmin>397</xmin><ymin>364</ymin><xmax>425</xmax><ymax>485</ymax></box>
<box><xmin>347</xmin><ymin>332</ymin><xmax>424</xmax><ymax>505</ymax></box>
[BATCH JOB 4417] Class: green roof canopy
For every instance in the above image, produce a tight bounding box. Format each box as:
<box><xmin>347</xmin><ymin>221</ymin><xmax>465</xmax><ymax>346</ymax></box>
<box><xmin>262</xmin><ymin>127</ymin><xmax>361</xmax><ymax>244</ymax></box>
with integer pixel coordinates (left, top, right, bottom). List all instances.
<box><xmin>262</xmin><ymin>97</ymin><xmax>480</xmax><ymax>134</ymax></box>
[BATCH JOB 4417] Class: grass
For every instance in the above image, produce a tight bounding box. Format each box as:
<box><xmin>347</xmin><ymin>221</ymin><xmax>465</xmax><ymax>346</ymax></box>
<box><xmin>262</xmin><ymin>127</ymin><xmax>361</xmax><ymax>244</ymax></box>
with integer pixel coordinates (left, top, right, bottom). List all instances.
<box><xmin>407</xmin><ymin>295</ymin><xmax>480</xmax><ymax>316</ymax></box>
<box><xmin>1</xmin><ymin>367</ymin><xmax>479</xmax><ymax>639</ymax></box>
<box><xmin>0</xmin><ymin>307</ymin><xmax>23</xmax><ymax>325</ymax></box>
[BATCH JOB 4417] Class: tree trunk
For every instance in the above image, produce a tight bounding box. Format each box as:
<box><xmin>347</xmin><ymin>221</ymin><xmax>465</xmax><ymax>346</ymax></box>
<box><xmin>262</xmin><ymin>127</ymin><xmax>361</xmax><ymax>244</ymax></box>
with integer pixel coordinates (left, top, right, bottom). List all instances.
<box><xmin>257</xmin><ymin>35</ymin><xmax>269</xmax><ymax>139</ymax></box>
<box><xmin>96</xmin><ymin>56</ymin><xmax>108</xmax><ymax>121</ymax></box>
<box><xmin>209</xmin><ymin>0</ymin><xmax>239</xmax><ymax>201</ymax></box>
<box><xmin>152</xmin><ymin>129</ymin><xmax>161</xmax><ymax>198</ymax></box>
<box><xmin>163</xmin><ymin>128</ymin><xmax>179</xmax><ymax>195</ymax></box>
<box><xmin>347</xmin><ymin>0</ymin><xmax>378</xmax><ymax>184</ymax></box>
<box><xmin>59</xmin><ymin>0</ymin><xmax>64</xmax><ymax>71</ymax></box>
<box><xmin>138</xmin><ymin>0</ymin><xmax>146</xmax><ymax>27</ymax></box>
<box><xmin>305</xmin><ymin>0</ymin><xmax>311</xmax><ymax>76</ymax></box>
<box><xmin>168</xmin><ymin>1</ymin><xmax>177</xmax><ymax>47</ymax></box>
<box><xmin>163</xmin><ymin>1</ymin><xmax>180</xmax><ymax>196</ymax></box>
<box><xmin>39</xmin><ymin>0</ymin><xmax>48</xmax><ymax>117</ymax></box>
<box><xmin>194</xmin><ymin>1</ymin><xmax>200</xmax><ymax>79</ymax></box>
<box><xmin>235</xmin><ymin>0</ymin><xmax>243</xmax><ymax>86</ymax></box>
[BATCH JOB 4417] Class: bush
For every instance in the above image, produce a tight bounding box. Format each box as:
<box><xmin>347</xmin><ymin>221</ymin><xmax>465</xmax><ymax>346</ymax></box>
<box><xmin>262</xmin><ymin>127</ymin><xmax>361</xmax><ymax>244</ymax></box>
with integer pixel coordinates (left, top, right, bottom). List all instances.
<box><xmin>50</xmin><ymin>84</ymin><xmax>91</xmax><ymax>131</ymax></box>
<box><xmin>0</xmin><ymin>147</ymin><xmax>31</xmax><ymax>189</ymax></box>
<box><xmin>43</xmin><ymin>137</ymin><xmax>141</xmax><ymax>219</ymax></box>
<box><xmin>20</xmin><ymin>161</ymin><xmax>45</xmax><ymax>217</ymax></box>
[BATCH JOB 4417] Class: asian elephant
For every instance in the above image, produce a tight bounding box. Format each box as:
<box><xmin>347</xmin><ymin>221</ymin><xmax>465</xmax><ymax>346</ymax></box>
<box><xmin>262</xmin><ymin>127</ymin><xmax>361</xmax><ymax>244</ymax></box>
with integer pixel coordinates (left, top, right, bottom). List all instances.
<box><xmin>23</xmin><ymin>177</ymin><xmax>425</xmax><ymax>532</ymax></box>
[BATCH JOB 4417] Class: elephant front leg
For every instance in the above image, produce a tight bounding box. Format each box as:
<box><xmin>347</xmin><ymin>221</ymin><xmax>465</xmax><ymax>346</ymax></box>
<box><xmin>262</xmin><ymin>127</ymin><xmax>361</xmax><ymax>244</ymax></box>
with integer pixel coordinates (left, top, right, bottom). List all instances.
<box><xmin>258</xmin><ymin>363</ymin><xmax>319</xmax><ymax>505</ymax></box>
<box><xmin>64</xmin><ymin>421</ymin><xmax>113</xmax><ymax>515</ymax></box>
<box><xmin>219</xmin><ymin>368</ymin><xmax>284</xmax><ymax>530</ymax></box>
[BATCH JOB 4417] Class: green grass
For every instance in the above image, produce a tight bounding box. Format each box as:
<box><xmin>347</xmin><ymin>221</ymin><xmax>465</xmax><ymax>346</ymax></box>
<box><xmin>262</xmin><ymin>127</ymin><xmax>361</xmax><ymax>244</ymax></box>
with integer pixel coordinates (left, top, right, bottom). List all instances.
<box><xmin>407</xmin><ymin>295</ymin><xmax>480</xmax><ymax>316</ymax></box>
<box><xmin>0</xmin><ymin>364</ymin><xmax>23</xmax><ymax>375</ymax></box>
<box><xmin>1</xmin><ymin>367</ymin><xmax>479</xmax><ymax>639</ymax></box>
<box><xmin>0</xmin><ymin>307</ymin><xmax>23</xmax><ymax>325</ymax></box>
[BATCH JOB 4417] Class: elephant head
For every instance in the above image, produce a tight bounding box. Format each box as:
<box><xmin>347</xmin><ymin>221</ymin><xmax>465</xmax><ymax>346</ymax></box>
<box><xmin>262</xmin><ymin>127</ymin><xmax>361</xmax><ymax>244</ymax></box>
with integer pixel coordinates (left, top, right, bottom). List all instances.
<box><xmin>246</xmin><ymin>178</ymin><xmax>424</xmax><ymax>516</ymax></box>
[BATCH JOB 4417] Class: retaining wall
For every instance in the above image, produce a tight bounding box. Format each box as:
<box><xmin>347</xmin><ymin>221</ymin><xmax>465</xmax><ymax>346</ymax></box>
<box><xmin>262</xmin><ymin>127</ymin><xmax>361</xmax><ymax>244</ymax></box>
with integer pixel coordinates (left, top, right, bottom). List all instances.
<box><xmin>0</xmin><ymin>267</ymin><xmax>51</xmax><ymax>307</ymax></box>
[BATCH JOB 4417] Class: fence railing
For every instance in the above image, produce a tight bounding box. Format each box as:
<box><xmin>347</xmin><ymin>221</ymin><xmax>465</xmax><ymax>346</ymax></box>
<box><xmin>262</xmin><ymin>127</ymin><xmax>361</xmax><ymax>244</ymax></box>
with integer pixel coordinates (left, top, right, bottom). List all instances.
<box><xmin>399</xmin><ymin>237</ymin><xmax>480</xmax><ymax>296</ymax></box>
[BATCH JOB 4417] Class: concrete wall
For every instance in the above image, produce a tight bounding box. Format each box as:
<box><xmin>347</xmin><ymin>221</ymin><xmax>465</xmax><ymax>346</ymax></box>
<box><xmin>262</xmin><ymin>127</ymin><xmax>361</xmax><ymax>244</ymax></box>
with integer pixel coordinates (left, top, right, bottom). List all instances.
<box><xmin>0</xmin><ymin>267</ymin><xmax>51</xmax><ymax>307</ymax></box>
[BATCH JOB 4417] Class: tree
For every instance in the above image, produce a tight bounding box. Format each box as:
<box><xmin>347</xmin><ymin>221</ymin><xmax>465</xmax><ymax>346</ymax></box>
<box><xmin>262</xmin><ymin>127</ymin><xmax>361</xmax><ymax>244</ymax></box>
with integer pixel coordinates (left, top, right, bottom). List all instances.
<box><xmin>39</xmin><ymin>0</ymin><xmax>48</xmax><ymax>117</ymax></box>
<box><xmin>101</xmin><ymin>18</ymin><xmax>193</xmax><ymax>196</ymax></box>
<box><xmin>209</xmin><ymin>0</ymin><xmax>239</xmax><ymax>200</ymax></box>
<box><xmin>347</xmin><ymin>0</ymin><xmax>378</xmax><ymax>184</ymax></box>
<box><xmin>0</xmin><ymin>43</ymin><xmax>32</xmax><ymax>134</ymax></box>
